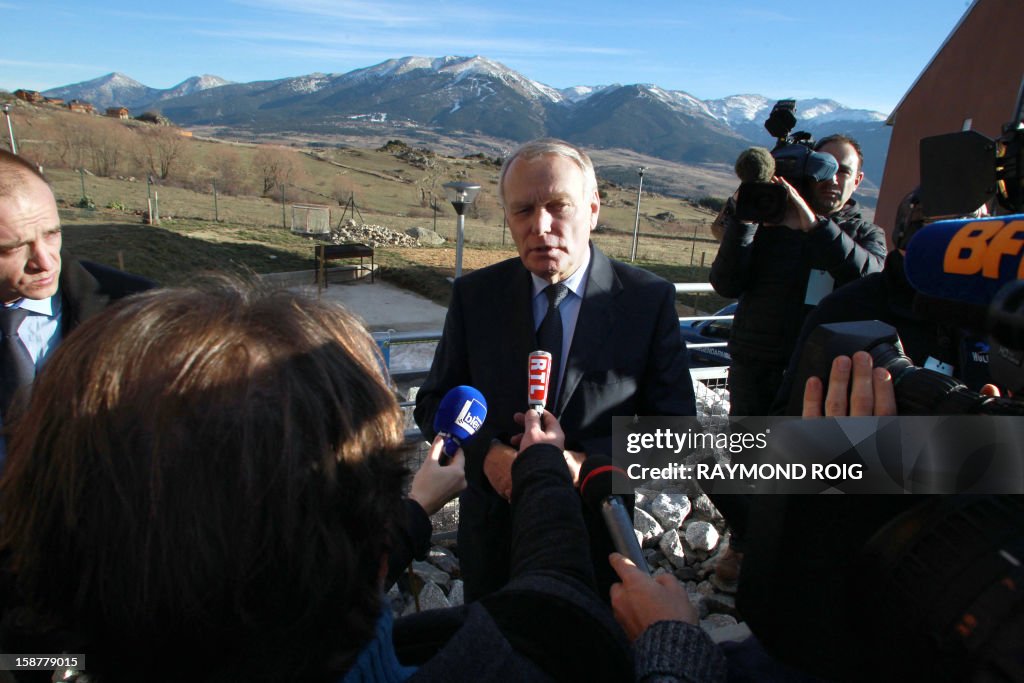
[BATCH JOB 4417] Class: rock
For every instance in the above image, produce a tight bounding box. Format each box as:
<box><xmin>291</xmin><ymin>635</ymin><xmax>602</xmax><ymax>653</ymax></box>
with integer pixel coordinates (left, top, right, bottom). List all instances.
<box><xmin>652</xmin><ymin>493</ymin><xmax>692</xmax><ymax>530</ymax></box>
<box><xmin>658</xmin><ymin>529</ymin><xmax>687</xmax><ymax>569</ymax></box>
<box><xmin>634</xmin><ymin>487</ymin><xmax>659</xmax><ymax>513</ymax></box>
<box><xmin>690</xmin><ymin>492</ymin><xmax>724</xmax><ymax>524</ymax></box>
<box><xmin>709</xmin><ymin>573</ymin><xmax>738</xmax><ymax>594</ymax></box>
<box><xmin>695</xmin><ymin>580</ymin><xmax>716</xmax><ymax>597</ymax></box>
<box><xmin>448</xmin><ymin>580</ymin><xmax>465</xmax><ymax>607</ymax></box>
<box><xmin>700</xmin><ymin>614</ymin><xmax>738</xmax><ymax>631</ymax></box>
<box><xmin>427</xmin><ymin>546</ymin><xmax>460</xmax><ymax>576</ymax></box>
<box><xmin>707</xmin><ymin>622</ymin><xmax>752</xmax><ymax>644</ymax></box>
<box><xmin>634</xmin><ymin>507</ymin><xmax>664</xmax><ymax>548</ymax></box>
<box><xmin>404</xmin><ymin>580</ymin><xmax>450</xmax><ymax>614</ymax></box>
<box><xmin>704</xmin><ymin>592</ymin><xmax>739</xmax><ymax>618</ymax></box>
<box><xmin>406</xmin><ymin>226</ymin><xmax>445</xmax><ymax>245</ymax></box>
<box><xmin>411</xmin><ymin>560</ymin><xmax>451</xmax><ymax>589</ymax></box>
<box><xmin>684</xmin><ymin>521</ymin><xmax>720</xmax><ymax>552</ymax></box>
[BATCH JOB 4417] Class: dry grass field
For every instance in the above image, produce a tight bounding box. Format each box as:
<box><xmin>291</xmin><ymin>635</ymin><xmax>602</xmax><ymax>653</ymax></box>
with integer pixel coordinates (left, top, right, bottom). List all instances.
<box><xmin>6</xmin><ymin>95</ymin><xmax>733</xmax><ymax>312</ymax></box>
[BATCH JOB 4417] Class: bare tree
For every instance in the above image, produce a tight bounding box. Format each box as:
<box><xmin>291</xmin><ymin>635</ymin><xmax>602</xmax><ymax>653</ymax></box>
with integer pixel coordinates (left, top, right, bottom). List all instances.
<box><xmin>87</xmin><ymin>123</ymin><xmax>128</xmax><ymax>177</ymax></box>
<box><xmin>135</xmin><ymin>126</ymin><xmax>187</xmax><ymax>180</ymax></box>
<box><xmin>252</xmin><ymin>146</ymin><xmax>299</xmax><ymax>197</ymax></box>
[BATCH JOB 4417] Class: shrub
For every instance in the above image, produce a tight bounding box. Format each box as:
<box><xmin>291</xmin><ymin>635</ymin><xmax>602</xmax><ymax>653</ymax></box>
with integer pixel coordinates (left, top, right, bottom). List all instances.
<box><xmin>696</xmin><ymin>196</ymin><xmax>726</xmax><ymax>212</ymax></box>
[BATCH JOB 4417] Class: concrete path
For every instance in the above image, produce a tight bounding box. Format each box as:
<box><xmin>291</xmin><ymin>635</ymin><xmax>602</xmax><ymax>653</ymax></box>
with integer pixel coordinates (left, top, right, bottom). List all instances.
<box><xmin>265</xmin><ymin>269</ymin><xmax>447</xmax><ymax>374</ymax></box>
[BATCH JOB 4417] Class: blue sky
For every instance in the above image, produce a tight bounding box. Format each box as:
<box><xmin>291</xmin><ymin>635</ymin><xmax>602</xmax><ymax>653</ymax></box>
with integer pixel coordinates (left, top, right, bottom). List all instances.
<box><xmin>1</xmin><ymin>0</ymin><xmax>973</xmax><ymax>114</ymax></box>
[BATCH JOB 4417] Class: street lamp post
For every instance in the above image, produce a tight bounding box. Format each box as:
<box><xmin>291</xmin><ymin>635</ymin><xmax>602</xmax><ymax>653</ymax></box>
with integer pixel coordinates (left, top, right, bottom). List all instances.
<box><xmin>443</xmin><ymin>181</ymin><xmax>481</xmax><ymax>279</ymax></box>
<box><xmin>2</xmin><ymin>104</ymin><xmax>17</xmax><ymax>155</ymax></box>
<box><xmin>630</xmin><ymin>167</ymin><xmax>646</xmax><ymax>262</ymax></box>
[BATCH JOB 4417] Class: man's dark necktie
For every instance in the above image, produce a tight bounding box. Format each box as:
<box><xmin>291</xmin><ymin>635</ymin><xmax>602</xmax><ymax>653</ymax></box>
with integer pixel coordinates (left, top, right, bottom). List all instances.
<box><xmin>0</xmin><ymin>307</ymin><xmax>34</xmax><ymax>416</ymax></box>
<box><xmin>536</xmin><ymin>282</ymin><xmax>569</xmax><ymax>411</ymax></box>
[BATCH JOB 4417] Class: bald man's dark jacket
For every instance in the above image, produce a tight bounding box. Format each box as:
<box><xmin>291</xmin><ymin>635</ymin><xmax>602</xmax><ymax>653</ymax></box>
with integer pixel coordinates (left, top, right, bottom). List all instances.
<box><xmin>59</xmin><ymin>253</ymin><xmax>156</xmax><ymax>335</ymax></box>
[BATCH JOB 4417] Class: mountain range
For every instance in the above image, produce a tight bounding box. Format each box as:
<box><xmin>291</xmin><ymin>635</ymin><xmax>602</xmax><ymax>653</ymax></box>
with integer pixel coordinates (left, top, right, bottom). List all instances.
<box><xmin>41</xmin><ymin>56</ymin><xmax>891</xmax><ymax>194</ymax></box>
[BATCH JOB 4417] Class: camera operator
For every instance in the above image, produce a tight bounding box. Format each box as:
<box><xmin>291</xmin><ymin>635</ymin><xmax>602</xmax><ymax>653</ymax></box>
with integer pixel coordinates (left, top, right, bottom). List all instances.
<box><xmin>770</xmin><ymin>188</ymin><xmax>998</xmax><ymax>414</ymax></box>
<box><xmin>708</xmin><ymin>134</ymin><xmax>886</xmax><ymax>581</ymax></box>
<box><xmin>711</xmin><ymin>134</ymin><xmax>886</xmax><ymax>418</ymax></box>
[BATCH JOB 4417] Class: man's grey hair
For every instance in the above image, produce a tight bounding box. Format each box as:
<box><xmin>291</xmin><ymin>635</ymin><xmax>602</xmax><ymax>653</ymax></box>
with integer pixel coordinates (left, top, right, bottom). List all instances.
<box><xmin>498</xmin><ymin>138</ymin><xmax>598</xmax><ymax>207</ymax></box>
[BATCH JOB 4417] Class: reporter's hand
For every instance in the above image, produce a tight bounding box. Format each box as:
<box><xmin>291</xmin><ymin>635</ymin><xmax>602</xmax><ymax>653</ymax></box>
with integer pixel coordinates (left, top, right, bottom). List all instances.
<box><xmin>483</xmin><ymin>441</ymin><xmax>517</xmax><ymax>501</ymax></box>
<box><xmin>408</xmin><ymin>436</ymin><xmax>467</xmax><ymax>516</ymax></box>
<box><xmin>516</xmin><ymin>408</ymin><xmax>565</xmax><ymax>452</ymax></box>
<box><xmin>608</xmin><ymin>552</ymin><xmax>698</xmax><ymax>642</ymax></box>
<box><xmin>771</xmin><ymin>175</ymin><xmax>818</xmax><ymax>232</ymax></box>
<box><xmin>512</xmin><ymin>411</ymin><xmax>583</xmax><ymax>484</ymax></box>
<box><xmin>803</xmin><ymin>351</ymin><xmax>897</xmax><ymax>417</ymax></box>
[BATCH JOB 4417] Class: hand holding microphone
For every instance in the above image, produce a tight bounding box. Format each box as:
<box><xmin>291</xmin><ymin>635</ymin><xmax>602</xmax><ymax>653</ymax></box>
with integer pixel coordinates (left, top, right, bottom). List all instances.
<box><xmin>408</xmin><ymin>436</ymin><xmax>467</xmax><ymax>516</ymax></box>
<box><xmin>608</xmin><ymin>553</ymin><xmax>698</xmax><ymax>643</ymax></box>
<box><xmin>518</xmin><ymin>407</ymin><xmax>565</xmax><ymax>453</ymax></box>
<box><xmin>432</xmin><ymin>385</ymin><xmax>488</xmax><ymax>463</ymax></box>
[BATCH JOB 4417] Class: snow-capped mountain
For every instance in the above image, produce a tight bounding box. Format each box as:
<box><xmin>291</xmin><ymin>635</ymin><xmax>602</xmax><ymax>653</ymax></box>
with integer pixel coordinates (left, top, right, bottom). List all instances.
<box><xmin>40</xmin><ymin>56</ymin><xmax>889</xmax><ymax>180</ymax></box>
<box><xmin>42</xmin><ymin>72</ymin><xmax>231</xmax><ymax>111</ymax></box>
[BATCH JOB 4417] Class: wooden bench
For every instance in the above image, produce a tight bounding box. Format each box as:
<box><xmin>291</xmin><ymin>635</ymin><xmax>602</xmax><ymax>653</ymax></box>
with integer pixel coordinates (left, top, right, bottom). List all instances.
<box><xmin>314</xmin><ymin>243</ymin><xmax>375</xmax><ymax>286</ymax></box>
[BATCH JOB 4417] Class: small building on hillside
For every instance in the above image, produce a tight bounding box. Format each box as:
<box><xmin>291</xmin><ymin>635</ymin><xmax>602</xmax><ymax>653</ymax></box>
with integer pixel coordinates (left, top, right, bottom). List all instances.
<box><xmin>68</xmin><ymin>100</ymin><xmax>96</xmax><ymax>114</ymax></box>
<box><xmin>14</xmin><ymin>89</ymin><xmax>43</xmax><ymax>103</ymax></box>
<box><xmin>106</xmin><ymin>107</ymin><xmax>130</xmax><ymax>120</ymax></box>
<box><xmin>876</xmin><ymin>0</ymin><xmax>1024</xmax><ymax>234</ymax></box>
<box><xmin>44</xmin><ymin>97</ymin><xmax>65</xmax><ymax>106</ymax></box>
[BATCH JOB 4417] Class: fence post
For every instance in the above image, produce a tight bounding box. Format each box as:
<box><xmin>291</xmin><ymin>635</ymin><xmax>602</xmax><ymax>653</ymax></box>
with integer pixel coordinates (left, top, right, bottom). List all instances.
<box><xmin>281</xmin><ymin>184</ymin><xmax>287</xmax><ymax>230</ymax></box>
<box><xmin>213</xmin><ymin>182</ymin><xmax>219</xmax><ymax>222</ymax></box>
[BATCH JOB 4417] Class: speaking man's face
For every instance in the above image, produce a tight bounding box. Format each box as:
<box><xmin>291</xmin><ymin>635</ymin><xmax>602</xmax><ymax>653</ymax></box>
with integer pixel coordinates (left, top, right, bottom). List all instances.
<box><xmin>503</xmin><ymin>153</ymin><xmax>599</xmax><ymax>285</ymax></box>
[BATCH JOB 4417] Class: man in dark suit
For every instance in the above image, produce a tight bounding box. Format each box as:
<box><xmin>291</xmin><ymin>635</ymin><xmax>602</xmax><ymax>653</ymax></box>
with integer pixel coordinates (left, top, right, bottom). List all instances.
<box><xmin>414</xmin><ymin>138</ymin><xmax>695</xmax><ymax>601</ymax></box>
<box><xmin>0</xmin><ymin>149</ymin><xmax>154</xmax><ymax>458</ymax></box>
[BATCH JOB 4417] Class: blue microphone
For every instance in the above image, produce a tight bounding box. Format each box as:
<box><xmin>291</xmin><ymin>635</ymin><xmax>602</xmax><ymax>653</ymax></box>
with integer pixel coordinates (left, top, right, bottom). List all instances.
<box><xmin>905</xmin><ymin>214</ymin><xmax>1024</xmax><ymax>307</ymax></box>
<box><xmin>432</xmin><ymin>385</ymin><xmax>488</xmax><ymax>460</ymax></box>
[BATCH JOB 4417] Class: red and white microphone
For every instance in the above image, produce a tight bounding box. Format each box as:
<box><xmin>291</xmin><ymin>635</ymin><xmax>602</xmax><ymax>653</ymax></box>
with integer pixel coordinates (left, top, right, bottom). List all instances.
<box><xmin>527</xmin><ymin>350</ymin><xmax>553</xmax><ymax>414</ymax></box>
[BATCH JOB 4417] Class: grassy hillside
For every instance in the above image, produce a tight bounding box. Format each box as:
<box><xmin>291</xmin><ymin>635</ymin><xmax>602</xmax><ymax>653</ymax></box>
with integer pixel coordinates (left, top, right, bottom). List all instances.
<box><xmin>6</xmin><ymin>95</ymin><xmax>733</xmax><ymax>313</ymax></box>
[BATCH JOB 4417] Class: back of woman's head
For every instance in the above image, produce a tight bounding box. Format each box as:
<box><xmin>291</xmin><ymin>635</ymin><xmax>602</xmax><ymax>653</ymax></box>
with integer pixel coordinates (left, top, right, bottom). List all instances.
<box><xmin>0</xmin><ymin>277</ymin><xmax>407</xmax><ymax>680</ymax></box>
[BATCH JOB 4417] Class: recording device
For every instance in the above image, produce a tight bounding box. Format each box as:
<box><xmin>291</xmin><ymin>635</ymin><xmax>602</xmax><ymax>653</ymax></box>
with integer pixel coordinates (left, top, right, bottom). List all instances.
<box><xmin>733</xmin><ymin>99</ymin><xmax>839</xmax><ymax>223</ymax></box>
<box><xmin>919</xmin><ymin>77</ymin><xmax>1024</xmax><ymax>216</ymax></box>
<box><xmin>786</xmin><ymin>320</ymin><xmax>1024</xmax><ymax>416</ymax></box>
<box><xmin>432</xmin><ymin>385</ymin><xmax>488</xmax><ymax>462</ymax></box>
<box><xmin>578</xmin><ymin>458</ymin><xmax>650</xmax><ymax>574</ymax></box>
<box><xmin>527</xmin><ymin>350</ymin><xmax>552</xmax><ymax>414</ymax></box>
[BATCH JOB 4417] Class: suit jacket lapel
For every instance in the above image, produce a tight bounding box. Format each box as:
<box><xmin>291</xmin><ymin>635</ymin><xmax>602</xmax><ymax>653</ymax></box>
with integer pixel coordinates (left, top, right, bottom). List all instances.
<box><xmin>556</xmin><ymin>245</ymin><xmax>620</xmax><ymax>415</ymax></box>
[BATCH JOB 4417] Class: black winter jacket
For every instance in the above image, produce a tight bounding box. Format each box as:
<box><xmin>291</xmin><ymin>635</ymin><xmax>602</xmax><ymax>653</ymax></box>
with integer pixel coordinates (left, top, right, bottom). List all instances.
<box><xmin>710</xmin><ymin>199</ymin><xmax>886</xmax><ymax>364</ymax></box>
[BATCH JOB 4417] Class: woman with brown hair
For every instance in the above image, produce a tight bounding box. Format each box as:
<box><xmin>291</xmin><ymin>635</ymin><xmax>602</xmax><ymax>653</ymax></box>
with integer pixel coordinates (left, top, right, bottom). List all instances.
<box><xmin>0</xmin><ymin>278</ymin><xmax>630</xmax><ymax>682</ymax></box>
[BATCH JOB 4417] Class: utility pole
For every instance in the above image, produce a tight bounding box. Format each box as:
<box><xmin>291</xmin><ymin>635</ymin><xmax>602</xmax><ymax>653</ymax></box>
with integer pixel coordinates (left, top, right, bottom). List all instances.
<box><xmin>630</xmin><ymin>167</ymin><xmax>646</xmax><ymax>262</ymax></box>
<box><xmin>2</xmin><ymin>104</ymin><xmax>17</xmax><ymax>155</ymax></box>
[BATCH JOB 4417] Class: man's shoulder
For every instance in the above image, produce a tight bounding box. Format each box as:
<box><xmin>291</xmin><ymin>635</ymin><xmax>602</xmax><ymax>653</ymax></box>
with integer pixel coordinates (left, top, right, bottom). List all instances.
<box><xmin>61</xmin><ymin>254</ymin><xmax>156</xmax><ymax>302</ymax></box>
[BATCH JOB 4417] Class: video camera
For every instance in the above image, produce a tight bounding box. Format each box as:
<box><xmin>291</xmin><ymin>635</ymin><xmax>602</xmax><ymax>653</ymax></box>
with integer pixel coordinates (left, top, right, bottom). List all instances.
<box><xmin>785</xmin><ymin>317</ymin><xmax>1024</xmax><ymax>416</ymax></box>
<box><xmin>733</xmin><ymin>99</ymin><xmax>839</xmax><ymax>223</ymax></box>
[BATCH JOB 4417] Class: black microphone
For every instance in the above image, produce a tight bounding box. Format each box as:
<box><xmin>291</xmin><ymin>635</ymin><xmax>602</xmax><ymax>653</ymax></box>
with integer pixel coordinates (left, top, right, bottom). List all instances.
<box><xmin>579</xmin><ymin>458</ymin><xmax>650</xmax><ymax>574</ymax></box>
